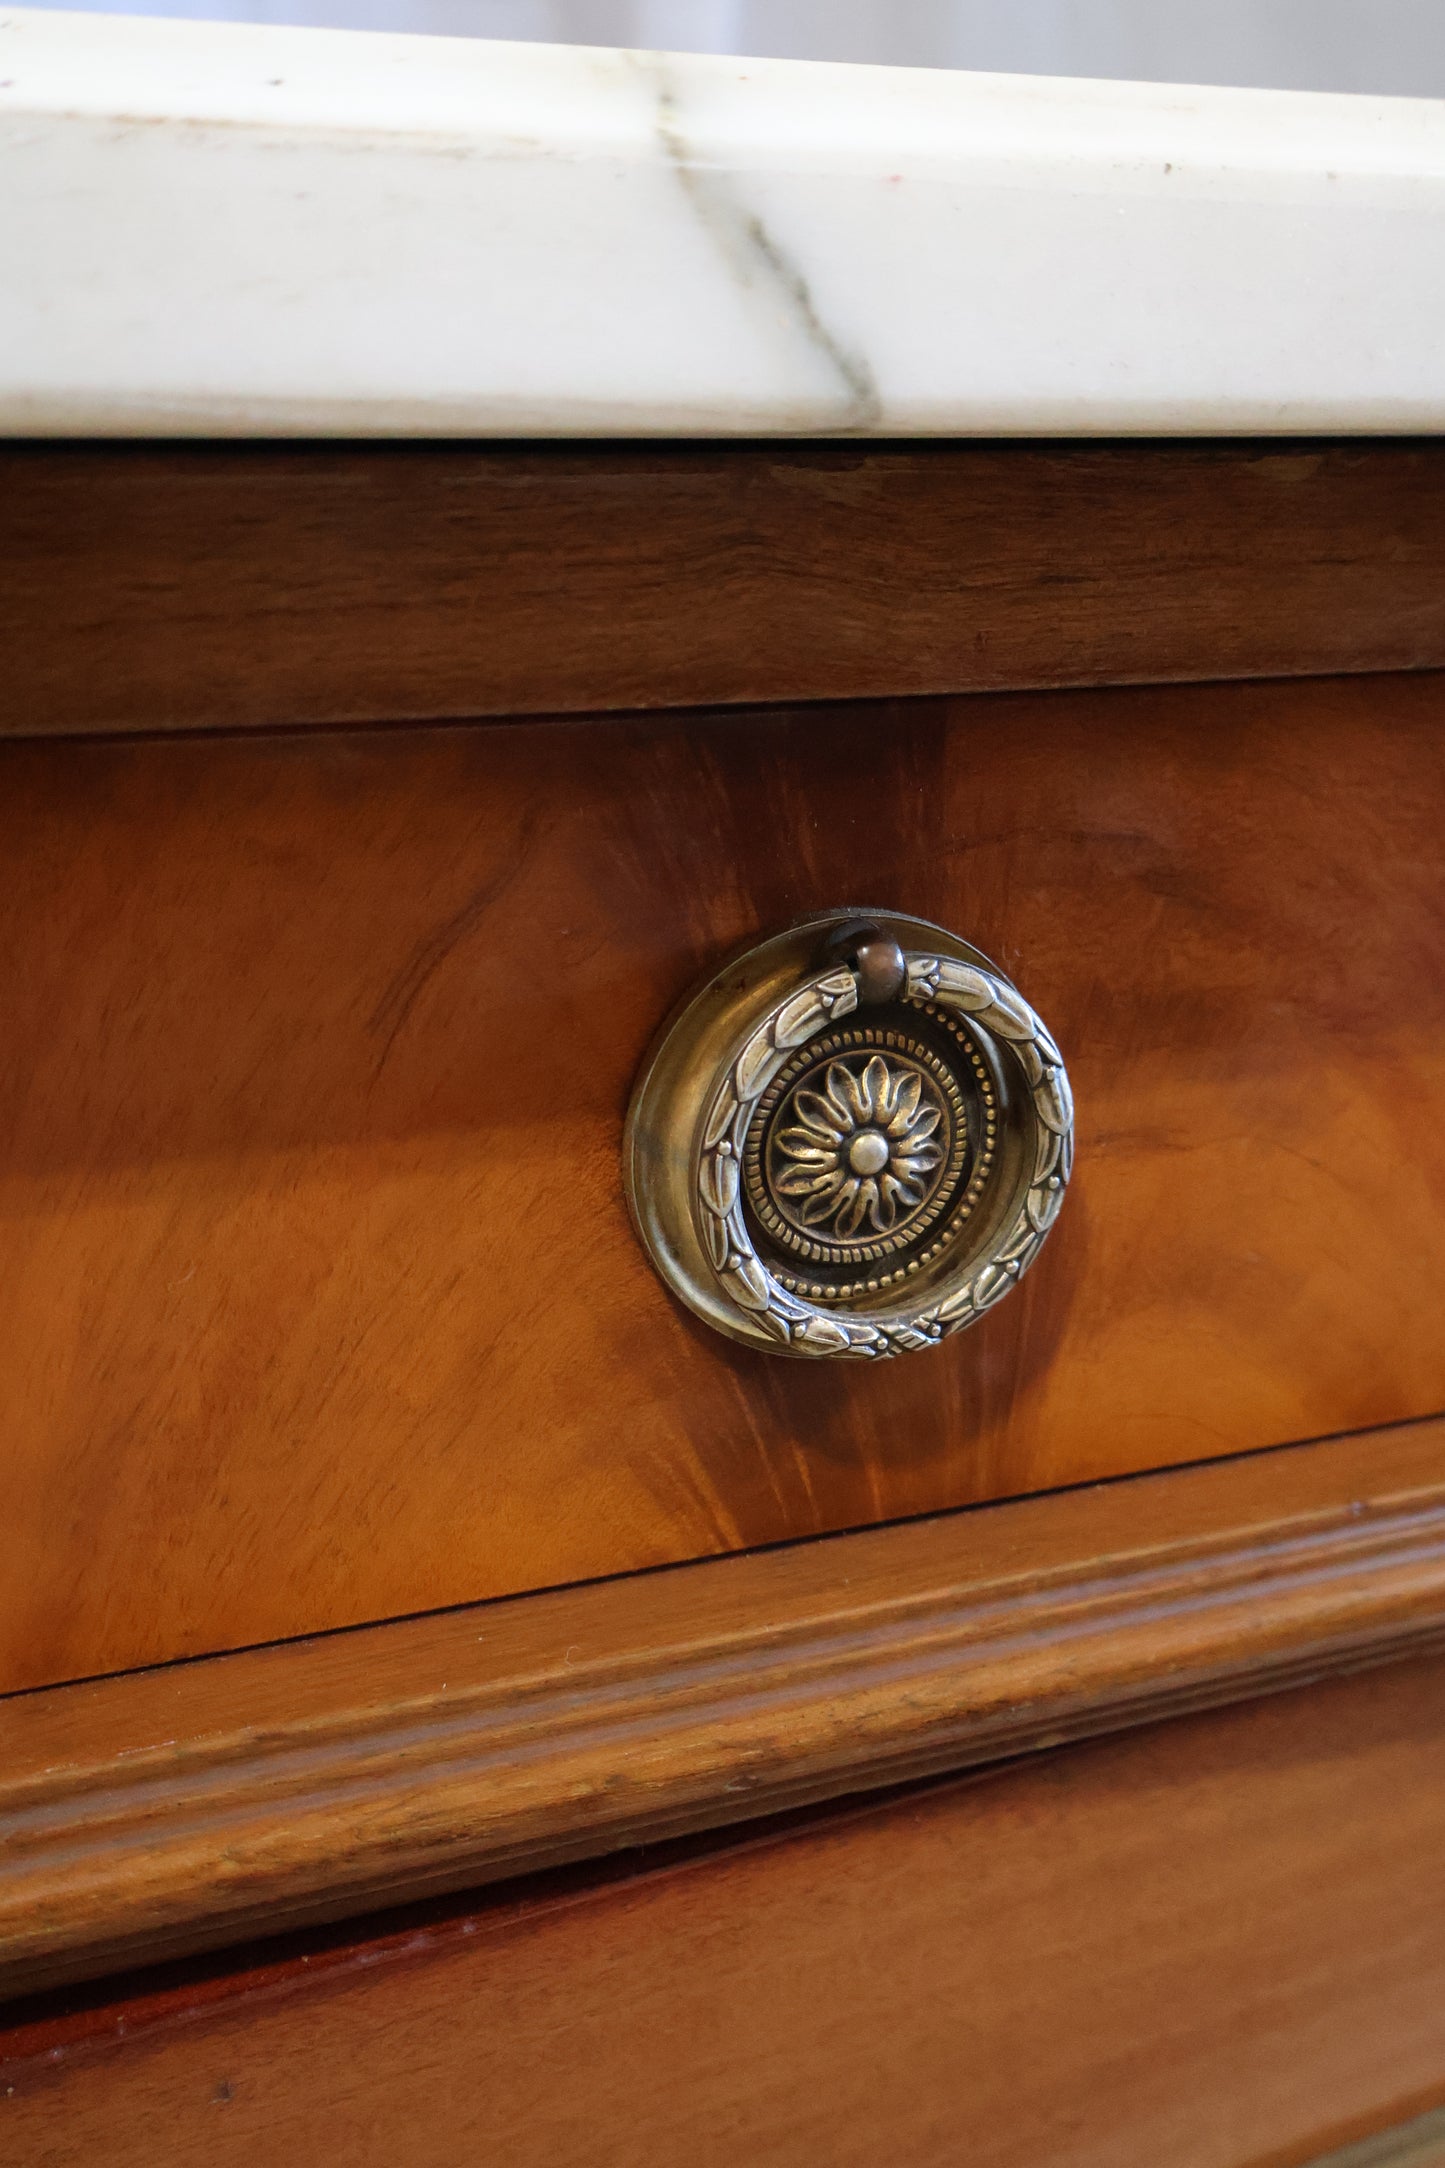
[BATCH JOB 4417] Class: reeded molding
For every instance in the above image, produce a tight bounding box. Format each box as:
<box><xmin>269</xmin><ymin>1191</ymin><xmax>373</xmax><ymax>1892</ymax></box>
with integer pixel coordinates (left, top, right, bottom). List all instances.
<box><xmin>2</xmin><ymin>1418</ymin><xmax>1445</xmax><ymax>1999</ymax></box>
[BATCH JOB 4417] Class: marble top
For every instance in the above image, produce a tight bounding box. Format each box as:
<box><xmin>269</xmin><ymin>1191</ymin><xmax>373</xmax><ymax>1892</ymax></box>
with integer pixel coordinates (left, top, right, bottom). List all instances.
<box><xmin>4</xmin><ymin>5</ymin><xmax>1445</xmax><ymax>437</ymax></box>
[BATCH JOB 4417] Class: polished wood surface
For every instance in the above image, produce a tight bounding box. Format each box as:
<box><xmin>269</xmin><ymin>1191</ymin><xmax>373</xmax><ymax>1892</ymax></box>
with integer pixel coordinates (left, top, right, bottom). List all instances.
<box><xmin>2</xmin><ymin>671</ymin><xmax>1444</xmax><ymax>1691</ymax></box>
<box><xmin>8</xmin><ymin>1653</ymin><xmax>1445</xmax><ymax>2168</ymax></box>
<box><xmin>7</xmin><ymin>441</ymin><xmax>1445</xmax><ymax>736</ymax></box>
<box><xmin>5</xmin><ymin>1422</ymin><xmax>1445</xmax><ymax>1999</ymax></box>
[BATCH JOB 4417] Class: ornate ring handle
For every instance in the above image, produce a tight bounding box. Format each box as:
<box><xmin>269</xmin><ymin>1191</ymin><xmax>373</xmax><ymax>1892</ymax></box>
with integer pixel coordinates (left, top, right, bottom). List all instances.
<box><xmin>625</xmin><ymin>911</ymin><xmax>1073</xmax><ymax>1360</ymax></box>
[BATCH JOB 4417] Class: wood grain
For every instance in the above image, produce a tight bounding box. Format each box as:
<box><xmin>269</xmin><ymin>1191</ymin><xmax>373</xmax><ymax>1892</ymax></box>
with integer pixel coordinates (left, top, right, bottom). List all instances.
<box><xmin>8</xmin><ymin>1650</ymin><xmax>1445</xmax><ymax>2168</ymax></box>
<box><xmin>2</xmin><ymin>671</ymin><xmax>1444</xmax><ymax>1691</ymax></box>
<box><xmin>3</xmin><ymin>1420</ymin><xmax>1445</xmax><ymax>2000</ymax></box>
<box><xmin>6</xmin><ymin>441</ymin><xmax>1445</xmax><ymax>736</ymax></box>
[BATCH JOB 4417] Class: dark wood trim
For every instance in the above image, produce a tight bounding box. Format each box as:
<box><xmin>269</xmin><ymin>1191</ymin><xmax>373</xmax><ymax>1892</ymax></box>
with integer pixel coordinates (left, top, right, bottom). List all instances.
<box><xmin>7</xmin><ymin>440</ymin><xmax>1445</xmax><ymax>737</ymax></box>
<box><xmin>3</xmin><ymin>1417</ymin><xmax>1445</xmax><ymax>1999</ymax></box>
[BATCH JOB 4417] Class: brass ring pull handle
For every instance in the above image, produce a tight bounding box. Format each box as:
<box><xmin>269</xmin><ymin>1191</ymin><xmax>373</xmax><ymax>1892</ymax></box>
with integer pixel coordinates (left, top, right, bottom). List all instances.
<box><xmin>625</xmin><ymin>910</ymin><xmax>1073</xmax><ymax>1359</ymax></box>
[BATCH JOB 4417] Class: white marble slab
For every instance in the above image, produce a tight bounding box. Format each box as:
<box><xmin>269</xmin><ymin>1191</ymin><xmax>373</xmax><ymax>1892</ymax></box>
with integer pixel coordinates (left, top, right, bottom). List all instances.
<box><xmin>4</xmin><ymin>5</ymin><xmax>1445</xmax><ymax>436</ymax></box>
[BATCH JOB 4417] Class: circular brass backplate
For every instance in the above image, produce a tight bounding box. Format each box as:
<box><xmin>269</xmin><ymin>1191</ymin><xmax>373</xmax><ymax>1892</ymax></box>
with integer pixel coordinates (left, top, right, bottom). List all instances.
<box><xmin>624</xmin><ymin>910</ymin><xmax>1072</xmax><ymax>1359</ymax></box>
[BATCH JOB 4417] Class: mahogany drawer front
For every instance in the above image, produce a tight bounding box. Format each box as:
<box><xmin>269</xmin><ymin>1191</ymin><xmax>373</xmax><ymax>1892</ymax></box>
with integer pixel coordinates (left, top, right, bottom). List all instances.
<box><xmin>2</xmin><ymin>669</ymin><xmax>1443</xmax><ymax>1693</ymax></box>
<box><xmin>8</xmin><ymin>1652</ymin><xmax>1445</xmax><ymax>2168</ymax></box>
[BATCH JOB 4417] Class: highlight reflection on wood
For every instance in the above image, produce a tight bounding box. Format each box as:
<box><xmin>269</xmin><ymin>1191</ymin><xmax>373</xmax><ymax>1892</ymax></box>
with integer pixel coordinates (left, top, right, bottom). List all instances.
<box><xmin>3</xmin><ymin>670</ymin><xmax>1444</xmax><ymax>1691</ymax></box>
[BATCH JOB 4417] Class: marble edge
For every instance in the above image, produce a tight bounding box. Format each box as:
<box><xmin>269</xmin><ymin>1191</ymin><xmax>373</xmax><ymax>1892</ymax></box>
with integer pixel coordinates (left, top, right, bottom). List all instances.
<box><xmin>4</xmin><ymin>6</ymin><xmax>1445</xmax><ymax>438</ymax></box>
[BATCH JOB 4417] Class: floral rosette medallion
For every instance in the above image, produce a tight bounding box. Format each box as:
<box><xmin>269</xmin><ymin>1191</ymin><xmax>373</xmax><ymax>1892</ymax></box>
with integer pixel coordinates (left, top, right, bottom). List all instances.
<box><xmin>625</xmin><ymin>911</ymin><xmax>1073</xmax><ymax>1360</ymax></box>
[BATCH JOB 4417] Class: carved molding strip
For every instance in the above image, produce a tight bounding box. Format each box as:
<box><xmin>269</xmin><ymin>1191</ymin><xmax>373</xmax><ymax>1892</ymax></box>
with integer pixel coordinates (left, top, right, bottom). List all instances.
<box><xmin>2</xmin><ymin>1417</ymin><xmax>1444</xmax><ymax>1999</ymax></box>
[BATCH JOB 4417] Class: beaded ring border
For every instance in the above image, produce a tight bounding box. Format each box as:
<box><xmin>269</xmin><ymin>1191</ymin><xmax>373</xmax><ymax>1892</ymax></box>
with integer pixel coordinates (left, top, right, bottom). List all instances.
<box><xmin>695</xmin><ymin>953</ymin><xmax>1073</xmax><ymax>1359</ymax></box>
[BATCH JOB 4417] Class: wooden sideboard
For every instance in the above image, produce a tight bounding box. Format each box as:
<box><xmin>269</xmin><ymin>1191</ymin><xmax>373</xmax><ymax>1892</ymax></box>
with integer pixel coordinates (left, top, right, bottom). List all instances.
<box><xmin>3</xmin><ymin>440</ymin><xmax>1444</xmax><ymax>2165</ymax></box>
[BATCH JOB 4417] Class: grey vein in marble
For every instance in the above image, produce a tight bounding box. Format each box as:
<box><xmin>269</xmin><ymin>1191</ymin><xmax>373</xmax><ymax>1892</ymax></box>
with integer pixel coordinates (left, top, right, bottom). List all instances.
<box><xmin>648</xmin><ymin>58</ymin><xmax>881</xmax><ymax>431</ymax></box>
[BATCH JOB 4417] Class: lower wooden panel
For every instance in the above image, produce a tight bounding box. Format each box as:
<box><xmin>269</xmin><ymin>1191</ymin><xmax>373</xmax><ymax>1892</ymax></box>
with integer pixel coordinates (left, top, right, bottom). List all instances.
<box><xmin>7</xmin><ymin>1654</ymin><xmax>1445</xmax><ymax>2168</ymax></box>
<box><xmin>2</xmin><ymin>671</ymin><xmax>1444</xmax><ymax>1689</ymax></box>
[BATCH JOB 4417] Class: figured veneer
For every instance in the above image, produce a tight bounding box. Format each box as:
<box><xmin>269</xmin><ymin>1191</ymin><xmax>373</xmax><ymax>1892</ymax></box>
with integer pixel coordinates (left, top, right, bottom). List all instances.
<box><xmin>5</xmin><ymin>440</ymin><xmax>1445</xmax><ymax>736</ymax></box>
<box><xmin>1</xmin><ymin>671</ymin><xmax>1444</xmax><ymax>1689</ymax></box>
